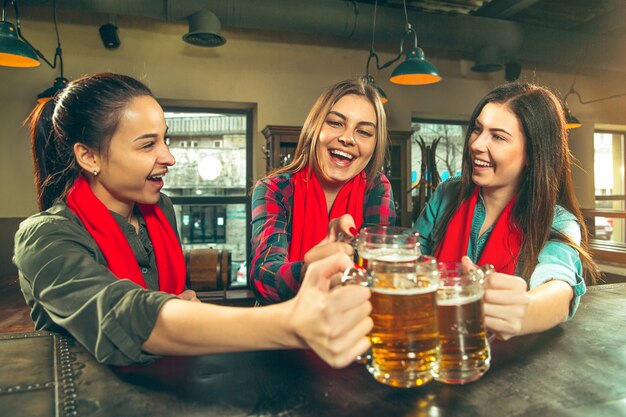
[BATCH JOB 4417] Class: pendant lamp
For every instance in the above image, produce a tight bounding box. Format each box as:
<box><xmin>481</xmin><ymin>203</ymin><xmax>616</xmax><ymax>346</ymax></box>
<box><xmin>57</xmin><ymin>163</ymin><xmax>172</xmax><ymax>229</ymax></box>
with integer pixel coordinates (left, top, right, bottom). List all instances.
<box><xmin>388</xmin><ymin>0</ymin><xmax>440</xmax><ymax>86</ymax></box>
<box><xmin>1</xmin><ymin>0</ymin><xmax>68</xmax><ymax>103</ymax></box>
<box><xmin>37</xmin><ymin>76</ymin><xmax>68</xmax><ymax>103</ymax></box>
<box><xmin>563</xmin><ymin>105</ymin><xmax>581</xmax><ymax>130</ymax></box>
<box><xmin>0</xmin><ymin>0</ymin><xmax>39</xmax><ymax>67</ymax></box>
<box><xmin>389</xmin><ymin>43</ymin><xmax>441</xmax><ymax>85</ymax></box>
<box><xmin>361</xmin><ymin>0</ymin><xmax>441</xmax><ymax>92</ymax></box>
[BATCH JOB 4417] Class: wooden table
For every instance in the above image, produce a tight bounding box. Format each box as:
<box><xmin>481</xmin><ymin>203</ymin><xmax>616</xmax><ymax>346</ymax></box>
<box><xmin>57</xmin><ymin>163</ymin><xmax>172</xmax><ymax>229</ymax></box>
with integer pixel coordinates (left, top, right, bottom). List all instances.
<box><xmin>1</xmin><ymin>283</ymin><xmax>625</xmax><ymax>417</ymax></box>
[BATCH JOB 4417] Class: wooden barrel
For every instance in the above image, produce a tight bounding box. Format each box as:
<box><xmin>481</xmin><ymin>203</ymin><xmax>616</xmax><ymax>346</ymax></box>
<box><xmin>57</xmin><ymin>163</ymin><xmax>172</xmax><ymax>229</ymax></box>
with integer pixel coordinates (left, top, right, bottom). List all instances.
<box><xmin>185</xmin><ymin>248</ymin><xmax>231</xmax><ymax>291</ymax></box>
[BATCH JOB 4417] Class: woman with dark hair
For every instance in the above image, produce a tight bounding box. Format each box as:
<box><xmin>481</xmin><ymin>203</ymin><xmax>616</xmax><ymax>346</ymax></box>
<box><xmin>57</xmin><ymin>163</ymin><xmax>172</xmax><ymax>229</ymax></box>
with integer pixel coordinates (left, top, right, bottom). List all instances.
<box><xmin>14</xmin><ymin>73</ymin><xmax>373</xmax><ymax>367</ymax></box>
<box><xmin>250</xmin><ymin>78</ymin><xmax>396</xmax><ymax>305</ymax></box>
<box><xmin>415</xmin><ymin>82</ymin><xmax>599</xmax><ymax>340</ymax></box>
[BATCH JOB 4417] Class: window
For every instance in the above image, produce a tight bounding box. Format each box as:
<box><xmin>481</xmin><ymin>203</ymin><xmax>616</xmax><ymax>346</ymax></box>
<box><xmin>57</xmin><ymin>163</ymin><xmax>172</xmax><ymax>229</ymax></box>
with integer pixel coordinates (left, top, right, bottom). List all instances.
<box><xmin>411</xmin><ymin>119</ymin><xmax>466</xmax><ymax>184</ymax></box>
<box><xmin>410</xmin><ymin>119</ymin><xmax>467</xmax><ymax>223</ymax></box>
<box><xmin>162</xmin><ymin>108</ymin><xmax>252</xmax><ymax>288</ymax></box>
<box><xmin>593</xmin><ymin>130</ymin><xmax>625</xmax><ymax>243</ymax></box>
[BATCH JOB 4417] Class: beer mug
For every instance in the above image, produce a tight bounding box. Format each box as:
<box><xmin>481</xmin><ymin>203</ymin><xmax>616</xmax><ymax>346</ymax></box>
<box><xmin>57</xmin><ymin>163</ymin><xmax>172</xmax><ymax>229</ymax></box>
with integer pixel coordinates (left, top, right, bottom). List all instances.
<box><xmin>355</xmin><ymin>226</ymin><xmax>421</xmax><ymax>269</ymax></box>
<box><xmin>435</xmin><ymin>262</ymin><xmax>493</xmax><ymax>385</ymax></box>
<box><xmin>343</xmin><ymin>255</ymin><xmax>440</xmax><ymax>388</ymax></box>
<box><xmin>349</xmin><ymin>226</ymin><xmax>422</xmax><ymax>364</ymax></box>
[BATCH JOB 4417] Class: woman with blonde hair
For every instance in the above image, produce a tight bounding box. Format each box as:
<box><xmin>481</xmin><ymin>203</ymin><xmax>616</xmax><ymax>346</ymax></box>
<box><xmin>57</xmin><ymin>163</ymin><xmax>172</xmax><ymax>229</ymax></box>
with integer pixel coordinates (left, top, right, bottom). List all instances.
<box><xmin>251</xmin><ymin>78</ymin><xmax>395</xmax><ymax>305</ymax></box>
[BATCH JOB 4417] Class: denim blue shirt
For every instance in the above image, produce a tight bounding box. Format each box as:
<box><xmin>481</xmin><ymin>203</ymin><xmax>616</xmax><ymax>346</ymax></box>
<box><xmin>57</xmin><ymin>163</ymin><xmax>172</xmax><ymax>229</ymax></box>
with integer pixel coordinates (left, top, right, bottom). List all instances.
<box><xmin>415</xmin><ymin>177</ymin><xmax>586</xmax><ymax>318</ymax></box>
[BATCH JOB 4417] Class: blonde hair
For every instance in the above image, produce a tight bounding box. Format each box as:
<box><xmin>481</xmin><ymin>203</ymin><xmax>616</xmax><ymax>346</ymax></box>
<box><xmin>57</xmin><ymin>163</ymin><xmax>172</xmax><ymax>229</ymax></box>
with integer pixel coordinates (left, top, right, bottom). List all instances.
<box><xmin>269</xmin><ymin>77</ymin><xmax>388</xmax><ymax>185</ymax></box>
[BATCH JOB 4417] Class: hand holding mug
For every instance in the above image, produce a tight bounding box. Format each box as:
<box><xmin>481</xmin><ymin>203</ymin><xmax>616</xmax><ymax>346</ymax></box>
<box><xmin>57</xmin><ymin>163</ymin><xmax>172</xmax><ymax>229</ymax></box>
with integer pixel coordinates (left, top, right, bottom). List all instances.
<box><xmin>461</xmin><ymin>256</ymin><xmax>530</xmax><ymax>340</ymax></box>
<box><xmin>290</xmin><ymin>253</ymin><xmax>373</xmax><ymax>369</ymax></box>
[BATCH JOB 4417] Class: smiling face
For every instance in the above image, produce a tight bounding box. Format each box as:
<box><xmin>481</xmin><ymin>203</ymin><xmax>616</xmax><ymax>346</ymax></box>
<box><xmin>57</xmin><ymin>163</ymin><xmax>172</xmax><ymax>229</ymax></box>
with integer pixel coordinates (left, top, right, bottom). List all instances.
<box><xmin>313</xmin><ymin>94</ymin><xmax>377</xmax><ymax>190</ymax></box>
<box><xmin>469</xmin><ymin>102</ymin><xmax>528</xmax><ymax>197</ymax></box>
<box><xmin>90</xmin><ymin>95</ymin><xmax>175</xmax><ymax>215</ymax></box>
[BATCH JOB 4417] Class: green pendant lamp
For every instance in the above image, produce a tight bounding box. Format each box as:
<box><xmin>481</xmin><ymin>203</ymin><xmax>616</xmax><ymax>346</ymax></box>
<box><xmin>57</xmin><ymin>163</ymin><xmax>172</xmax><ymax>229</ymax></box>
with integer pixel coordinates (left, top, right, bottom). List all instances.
<box><xmin>365</xmin><ymin>72</ymin><xmax>388</xmax><ymax>104</ymax></box>
<box><xmin>562</xmin><ymin>87</ymin><xmax>582</xmax><ymax>129</ymax></box>
<box><xmin>0</xmin><ymin>19</ymin><xmax>39</xmax><ymax>67</ymax></box>
<box><xmin>37</xmin><ymin>76</ymin><xmax>68</xmax><ymax>103</ymax></box>
<box><xmin>390</xmin><ymin>46</ymin><xmax>441</xmax><ymax>85</ymax></box>
<box><xmin>564</xmin><ymin>106</ymin><xmax>581</xmax><ymax>129</ymax></box>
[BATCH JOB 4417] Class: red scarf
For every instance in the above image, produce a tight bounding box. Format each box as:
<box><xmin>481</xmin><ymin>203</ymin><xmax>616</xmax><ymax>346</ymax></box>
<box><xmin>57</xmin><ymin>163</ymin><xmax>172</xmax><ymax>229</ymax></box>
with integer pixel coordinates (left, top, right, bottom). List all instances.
<box><xmin>434</xmin><ymin>187</ymin><xmax>523</xmax><ymax>275</ymax></box>
<box><xmin>289</xmin><ymin>167</ymin><xmax>366</xmax><ymax>261</ymax></box>
<box><xmin>66</xmin><ymin>175</ymin><xmax>186</xmax><ymax>294</ymax></box>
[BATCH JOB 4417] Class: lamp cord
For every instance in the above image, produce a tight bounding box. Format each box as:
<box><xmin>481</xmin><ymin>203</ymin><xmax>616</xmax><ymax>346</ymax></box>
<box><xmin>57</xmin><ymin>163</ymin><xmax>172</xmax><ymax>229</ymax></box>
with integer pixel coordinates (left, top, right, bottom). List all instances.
<box><xmin>564</xmin><ymin>38</ymin><xmax>626</xmax><ymax>105</ymax></box>
<box><xmin>565</xmin><ymin>88</ymin><xmax>626</xmax><ymax>105</ymax></box>
<box><xmin>370</xmin><ymin>0</ymin><xmax>377</xmax><ymax>51</ymax></box>
<box><xmin>402</xmin><ymin>0</ymin><xmax>410</xmax><ymax>28</ymax></box>
<box><xmin>12</xmin><ymin>0</ymin><xmax>63</xmax><ymax>77</ymax></box>
<box><xmin>365</xmin><ymin>0</ymin><xmax>379</xmax><ymax>77</ymax></box>
<box><xmin>368</xmin><ymin>0</ymin><xmax>417</xmax><ymax>72</ymax></box>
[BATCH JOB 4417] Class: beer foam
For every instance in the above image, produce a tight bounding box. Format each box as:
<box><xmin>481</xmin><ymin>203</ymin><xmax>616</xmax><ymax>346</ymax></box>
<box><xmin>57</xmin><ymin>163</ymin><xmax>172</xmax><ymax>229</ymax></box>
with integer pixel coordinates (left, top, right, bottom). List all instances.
<box><xmin>437</xmin><ymin>292</ymin><xmax>483</xmax><ymax>306</ymax></box>
<box><xmin>372</xmin><ymin>286</ymin><xmax>436</xmax><ymax>295</ymax></box>
<box><xmin>372</xmin><ymin>253</ymin><xmax>418</xmax><ymax>263</ymax></box>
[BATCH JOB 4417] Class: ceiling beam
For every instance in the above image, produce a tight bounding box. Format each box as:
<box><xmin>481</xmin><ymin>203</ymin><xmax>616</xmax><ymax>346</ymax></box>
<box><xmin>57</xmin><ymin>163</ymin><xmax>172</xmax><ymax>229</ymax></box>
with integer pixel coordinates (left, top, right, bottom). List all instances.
<box><xmin>578</xmin><ymin>7</ymin><xmax>626</xmax><ymax>36</ymax></box>
<box><xmin>473</xmin><ymin>0</ymin><xmax>541</xmax><ymax>19</ymax></box>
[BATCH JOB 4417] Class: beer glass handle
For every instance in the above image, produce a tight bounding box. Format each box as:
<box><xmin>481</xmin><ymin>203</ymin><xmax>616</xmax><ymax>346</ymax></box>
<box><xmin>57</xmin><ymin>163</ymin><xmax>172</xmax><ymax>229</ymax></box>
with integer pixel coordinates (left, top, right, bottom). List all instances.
<box><xmin>342</xmin><ymin>265</ymin><xmax>372</xmax><ymax>365</ymax></box>
<box><xmin>337</xmin><ymin>232</ymin><xmax>358</xmax><ymax>248</ymax></box>
<box><xmin>341</xmin><ymin>265</ymin><xmax>370</xmax><ymax>286</ymax></box>
<box><xmin>479</xmin><ymin>265</ymin><xmax>497</xmax><ymax>344</ymax></box>
<box><xmin>477</xmin><ymin>264</ymin><xmax>495</xmax><ymax>285</ymax></box>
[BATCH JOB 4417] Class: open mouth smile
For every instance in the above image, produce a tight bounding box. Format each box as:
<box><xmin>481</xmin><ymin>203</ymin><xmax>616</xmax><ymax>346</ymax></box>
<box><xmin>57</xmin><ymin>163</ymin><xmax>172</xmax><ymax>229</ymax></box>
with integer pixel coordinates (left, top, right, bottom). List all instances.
<box><xmin>147</xmin><ymin>172</ymin><xmax>166</xmax><ymax>182</ymax></box>
<box><xmin>474</xmin><ymin>159</ymin><xmax>494</xmax><ymax>168</ymax></box>
<box><xmin>329</xmin><ymin>149</ymin><xmax>355</xmax><ymax>161</ymax></box>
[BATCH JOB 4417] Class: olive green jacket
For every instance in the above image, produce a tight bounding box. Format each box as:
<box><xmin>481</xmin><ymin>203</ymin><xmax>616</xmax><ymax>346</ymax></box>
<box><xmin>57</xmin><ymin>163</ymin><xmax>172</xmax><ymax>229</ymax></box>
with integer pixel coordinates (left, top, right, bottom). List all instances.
<box><xmin>13</xmin><ymin>195</ymin><xmax>178</xmax><ymax>365</ymax></box>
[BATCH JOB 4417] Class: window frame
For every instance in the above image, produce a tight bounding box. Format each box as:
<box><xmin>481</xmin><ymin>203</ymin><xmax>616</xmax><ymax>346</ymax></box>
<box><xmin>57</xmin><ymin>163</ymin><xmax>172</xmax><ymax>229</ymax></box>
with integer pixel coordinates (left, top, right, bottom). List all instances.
<box><xmin>594</xmin><ymin>129</ymin><xmax>626</xmax><ymax>209</ymax></box>
<box><xmin>410</xmin><ymin>116</ymin><xmax>469</xmax><ymax>180</ymax></box>
<box><xmin>159</xmin><ymin>101</ymin><xmax>254</xmax><ymax>288</ymax></box>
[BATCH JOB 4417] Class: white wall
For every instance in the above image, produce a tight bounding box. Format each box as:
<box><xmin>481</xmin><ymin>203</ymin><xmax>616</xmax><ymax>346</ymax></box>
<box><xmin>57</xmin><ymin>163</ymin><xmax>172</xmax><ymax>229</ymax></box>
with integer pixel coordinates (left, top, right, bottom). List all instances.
<box><xmin>2</xmin><ymin>8</ymin><xmax>626</xmax><ymax>217</ymax></box>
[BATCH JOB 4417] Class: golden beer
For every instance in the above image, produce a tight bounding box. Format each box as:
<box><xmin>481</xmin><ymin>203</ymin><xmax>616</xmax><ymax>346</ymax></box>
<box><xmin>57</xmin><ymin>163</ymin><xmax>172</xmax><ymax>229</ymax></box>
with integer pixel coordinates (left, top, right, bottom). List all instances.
<box><xmin>367</xmin><ymin>253</ymin><xmax>439</xmax><ymax>388</ymax></box>
<box><xmin>435</xmin><ymin>263</ymin><xmax>490</xmax><ymax>384</ymax></box>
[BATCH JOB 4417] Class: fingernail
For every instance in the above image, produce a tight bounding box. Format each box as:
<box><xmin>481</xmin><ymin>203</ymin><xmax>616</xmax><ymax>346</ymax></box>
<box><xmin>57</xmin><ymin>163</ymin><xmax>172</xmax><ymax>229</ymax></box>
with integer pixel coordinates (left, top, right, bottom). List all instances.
<box><xmin>349</xmin><ymin>227</ymin><xmax>358</xmax><ymax>236</ymax></box>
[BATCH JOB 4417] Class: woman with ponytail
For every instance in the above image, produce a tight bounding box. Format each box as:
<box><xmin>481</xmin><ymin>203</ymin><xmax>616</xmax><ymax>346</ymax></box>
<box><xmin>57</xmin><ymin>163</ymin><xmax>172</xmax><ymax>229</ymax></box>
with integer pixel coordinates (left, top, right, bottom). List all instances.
<box><xmin>415</xmin><ymin>82</ymin><xmax>599</xmax><ymax>340</ymax></box>
<box><xmin>14</xmin><ymin>73</ymin><xmax>373</xmax><ymax>367</ymax></box>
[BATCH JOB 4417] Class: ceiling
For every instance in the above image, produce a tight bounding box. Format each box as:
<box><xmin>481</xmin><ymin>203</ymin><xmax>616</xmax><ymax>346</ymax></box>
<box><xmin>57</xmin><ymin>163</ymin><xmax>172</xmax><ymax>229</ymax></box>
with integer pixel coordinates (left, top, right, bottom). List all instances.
<box><xmin>17</xmin><ymin>0</ymin><xmax>626</xmax><ymax>75</ymax></box>
<box><xmin>364</xmin><ymin>0</ymin><xmax>626</xmax><ymax>36</ymax></box>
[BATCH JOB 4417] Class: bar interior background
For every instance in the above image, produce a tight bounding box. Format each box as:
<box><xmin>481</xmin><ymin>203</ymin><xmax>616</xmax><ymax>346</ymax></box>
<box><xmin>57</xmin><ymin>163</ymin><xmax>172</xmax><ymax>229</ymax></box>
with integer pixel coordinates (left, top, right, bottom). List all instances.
<box><xmin>1</xmin><ymin>0</ymin><xmax>626</xmax><ymax>283</ymax></box>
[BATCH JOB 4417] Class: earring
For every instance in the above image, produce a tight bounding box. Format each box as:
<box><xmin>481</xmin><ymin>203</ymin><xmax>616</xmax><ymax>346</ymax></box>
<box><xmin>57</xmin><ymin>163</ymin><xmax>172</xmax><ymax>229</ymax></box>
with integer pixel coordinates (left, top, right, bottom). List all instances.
<box><xmin>93</xmin><ymin>170</ymin><xmax>99</xmax><ymax>177</ymax></box>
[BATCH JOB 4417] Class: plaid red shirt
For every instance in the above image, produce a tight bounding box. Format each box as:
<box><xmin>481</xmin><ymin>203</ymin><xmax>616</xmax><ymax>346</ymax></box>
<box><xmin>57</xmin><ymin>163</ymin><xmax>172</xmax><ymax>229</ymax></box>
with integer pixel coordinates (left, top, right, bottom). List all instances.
<box><xmin>250</xmin><ymin>172</ymin><xmax>396</xmax><ymax>305</ymax></box>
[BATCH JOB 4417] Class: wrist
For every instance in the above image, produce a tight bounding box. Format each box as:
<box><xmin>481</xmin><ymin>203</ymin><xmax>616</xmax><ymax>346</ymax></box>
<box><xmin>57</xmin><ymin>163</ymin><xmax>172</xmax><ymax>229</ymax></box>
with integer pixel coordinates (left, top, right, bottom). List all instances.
<box><xmin>279</xmin><ymin>299</ymin><xmax>307</xmax><ymax>349</ymax></box>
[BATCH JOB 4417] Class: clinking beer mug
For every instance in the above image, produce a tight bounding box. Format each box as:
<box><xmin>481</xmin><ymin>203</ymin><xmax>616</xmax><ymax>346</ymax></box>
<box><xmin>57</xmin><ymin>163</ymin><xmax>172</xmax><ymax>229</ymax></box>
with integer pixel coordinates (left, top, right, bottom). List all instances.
<box><xmin>342</xmin><ymin>226</ymin><xmax>423</xmax><ymax>366</ymax></box>
<box><xmin>354</xmin><ymin>226</ymin><xmax>421</xmax><ymax>269</ymax></box>
<box><xmin>342</xmin><ymin>254</ymin><xmax>440</xmax><ymax>388</ymax></box>
<box><xmin>435</xmin><ymin>261</ymin><xmax>494</xmax><ymax>385</ymax></box>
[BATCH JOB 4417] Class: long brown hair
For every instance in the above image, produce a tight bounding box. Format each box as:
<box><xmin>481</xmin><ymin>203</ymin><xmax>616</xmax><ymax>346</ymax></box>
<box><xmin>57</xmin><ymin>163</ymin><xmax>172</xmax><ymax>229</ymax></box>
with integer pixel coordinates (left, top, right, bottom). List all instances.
<box><xmin>268</xmin><ymin>77</ymin><xmax>388</xmax><ymax>185</ymax></box>
<box><xmin>433</xmin><ymin>82</ymin><xmax>598</xmax><ymax>284</ymax></box>
<box><xmin>26</xmin><ymin>73</ymin><xmax>153</xmax><ymax>210</ymax></box>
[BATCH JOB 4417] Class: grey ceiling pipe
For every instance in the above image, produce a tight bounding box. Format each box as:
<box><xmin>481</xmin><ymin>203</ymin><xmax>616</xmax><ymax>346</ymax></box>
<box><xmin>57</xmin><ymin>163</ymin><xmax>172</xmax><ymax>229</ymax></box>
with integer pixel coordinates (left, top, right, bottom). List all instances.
<box><xmin>18</xmin><ymin>0</ymin><xmax>626</xmax><ymax>74</ymax></box>
<box><xmin>183</xmin><ymin>9</ymin><xmax>226</xmax><ymax>47</ymax></box>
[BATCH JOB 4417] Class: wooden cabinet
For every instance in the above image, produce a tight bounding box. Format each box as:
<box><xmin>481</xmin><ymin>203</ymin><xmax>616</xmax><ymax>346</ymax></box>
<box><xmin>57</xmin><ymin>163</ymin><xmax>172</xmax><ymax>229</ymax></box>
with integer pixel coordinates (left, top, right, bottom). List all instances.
<box><xmin>261</xmin><ymin>125</ymin><xmax>301</xmax><ymax>173</ymax></box>
<box><xmin>387</xmin><ymin>131</ymin><xmax>412</xmax><ymax>228</ymax></box>
<box><xmin>262</xmin><ymin>126</ymin><xmax>412</xmax><ymax>227</ymax></box>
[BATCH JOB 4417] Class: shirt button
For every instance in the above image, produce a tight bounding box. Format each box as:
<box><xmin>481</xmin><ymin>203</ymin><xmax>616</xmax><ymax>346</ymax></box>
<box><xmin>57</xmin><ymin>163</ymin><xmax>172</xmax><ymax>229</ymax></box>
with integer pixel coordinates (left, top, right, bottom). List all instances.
<box><xmin>141</xmin><ymin>268</ymin><xmax>149</xmax><ymax>274</ymax></box>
